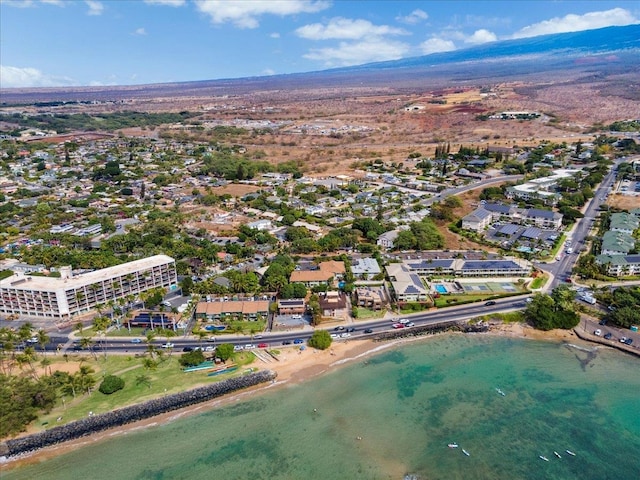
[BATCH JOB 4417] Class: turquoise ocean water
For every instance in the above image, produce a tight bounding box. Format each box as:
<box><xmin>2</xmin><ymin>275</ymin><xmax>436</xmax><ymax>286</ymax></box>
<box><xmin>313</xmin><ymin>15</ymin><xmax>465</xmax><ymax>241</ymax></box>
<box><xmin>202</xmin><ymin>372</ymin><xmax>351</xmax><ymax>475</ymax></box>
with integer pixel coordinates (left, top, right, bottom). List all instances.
<box><xmin>3</xmin><ymin>335</ymin><xmax>639</xmax><ymax>480</ymax></box>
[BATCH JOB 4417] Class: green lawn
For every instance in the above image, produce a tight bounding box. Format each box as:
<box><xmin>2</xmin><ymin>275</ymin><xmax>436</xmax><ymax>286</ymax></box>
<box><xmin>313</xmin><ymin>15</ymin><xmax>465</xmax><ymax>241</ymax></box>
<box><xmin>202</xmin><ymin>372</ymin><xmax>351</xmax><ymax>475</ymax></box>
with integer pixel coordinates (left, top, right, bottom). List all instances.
<box><xmin>435</xmin><ymin>293</ymin><xmax>491</xmax><ymax>307</ymax></box>
<box><xmin>33</xmin><ymin>350</ymin><xmax>258</xmax><ymax>432</ymax></box>
<box><xmin>529</xmin><ymin>275</ymin><xmax>548</xmax><ymax>289</ymax></box>
<box><xmin>354</xmin><ymin>308</ymin><xmax>387</xmax><ymax>319</ymax></box>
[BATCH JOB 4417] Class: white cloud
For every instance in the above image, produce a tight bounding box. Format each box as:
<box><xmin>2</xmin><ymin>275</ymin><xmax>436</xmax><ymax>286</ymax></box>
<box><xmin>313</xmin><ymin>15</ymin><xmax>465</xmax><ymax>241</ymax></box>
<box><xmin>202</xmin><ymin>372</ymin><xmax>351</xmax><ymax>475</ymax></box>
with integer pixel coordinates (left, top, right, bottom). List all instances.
<box><xmin>513</xmin><ymin>8</ymin><xmax>639</xmax><ymax>39</ymax></box>
<box><xmin>303</xmin><ymin>38</ymin><xmax>410</xmax><ymax>67</ymax></box>
<box><xmin>296</xmin><ymin>17</ymin><xmax>408</xmax><ymax>40</ymax></box>
<box><xmin>194</xmin><ymin>0</ymin><xmax>329</xmax><ymax>29</ymax></box>
<box><xmin>465</xmin><ymin>29</ymin><xmax>497</xmax><ymax>45</ymax></box>
<box><xmin>134</xmin><ymin>27</ymin><xmax>147</xmax><ymax>36</ymax></box>
<box><xmin>270</xmin><ymin>32</ymin><xmax>280</xmax><ymax>38</ymax></box>
<box><xmin>262</xmin><ymin>68</ymin><xmax>275</xmax><ymax>76</ymax></box>
<box><xmin>396</xmin><ymin>9</ymin><xmax>428</xmax><ymax>25</ymax></box>
<box><xmin>0</xmin><ymin>65</ymin><xmax>75</xmax><ymax>88</ymax></box>
<box><xmin>143</xmin><ymin>0</ymin><xmax>186</xmax><ymax>6</ymax></box>
<box><xmin>419</xmin><ymin>37</ymin><xmax>456</xmax><ymax>55</ymax></box>
<box><xmin>85</xmin><ymin>0</ymin><xmax>103</xmax><ymax>16</ymax></box>
<box><xmin>0</xmin><ymin>0</ymin><xmax>64</xmax><ymax>7</ymax></box>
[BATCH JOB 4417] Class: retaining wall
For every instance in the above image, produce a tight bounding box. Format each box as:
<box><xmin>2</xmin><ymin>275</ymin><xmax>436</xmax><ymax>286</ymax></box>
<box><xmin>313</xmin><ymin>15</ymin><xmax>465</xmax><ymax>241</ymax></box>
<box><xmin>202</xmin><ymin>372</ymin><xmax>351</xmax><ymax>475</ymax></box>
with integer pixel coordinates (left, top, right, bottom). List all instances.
<box><xmin>1</xmin><ymin>370</ymin><xmax>277</xmax><ymax>458</ymax></box>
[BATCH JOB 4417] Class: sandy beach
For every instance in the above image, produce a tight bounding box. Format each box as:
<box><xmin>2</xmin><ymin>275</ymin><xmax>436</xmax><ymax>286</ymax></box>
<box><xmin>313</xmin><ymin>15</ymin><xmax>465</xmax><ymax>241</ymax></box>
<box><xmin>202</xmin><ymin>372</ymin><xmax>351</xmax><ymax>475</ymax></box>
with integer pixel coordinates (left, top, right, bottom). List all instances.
<box><xmin>0</xmin><ymin>324</ymin><xmax>580</xmax><ymax>469</ymax></box>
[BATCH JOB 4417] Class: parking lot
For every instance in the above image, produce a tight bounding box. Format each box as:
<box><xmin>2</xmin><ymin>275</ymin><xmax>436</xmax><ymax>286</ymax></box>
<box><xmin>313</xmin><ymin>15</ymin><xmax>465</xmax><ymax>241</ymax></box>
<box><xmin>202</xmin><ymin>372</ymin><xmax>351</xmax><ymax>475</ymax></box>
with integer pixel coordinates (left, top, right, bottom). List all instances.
<box><xmin>618</xmin><ymin>180</ymin><xmax>640</xmax><ymax>195</ymax></box>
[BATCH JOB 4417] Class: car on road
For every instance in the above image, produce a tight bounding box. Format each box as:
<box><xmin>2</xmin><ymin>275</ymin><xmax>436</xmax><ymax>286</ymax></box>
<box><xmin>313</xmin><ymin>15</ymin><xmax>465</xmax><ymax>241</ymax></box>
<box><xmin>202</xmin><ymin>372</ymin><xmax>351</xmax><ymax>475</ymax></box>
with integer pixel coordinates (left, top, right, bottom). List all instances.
<box><xmin>330</xmin><ymin>333</ymin><xmax>340</xmax><ymax>339</ymax></box>
<box><xmin>346</xmin><ymin>327</ymin><xmax>355</xmax><ymax>333</ymax></box>
<box><xmin>254</xmin><ymin>335</ymin><xmax>263</xmax><ymax>339</ymax></box>
<box><xmin>182</xmin><ymin>346</ymin><xmax>194</xmax><ymax>352</ymax></box>
<box><xmin>282</xmin><ymin>340</ymin><xmax>292</xmax><ymax>345</ymax></box>
<box><xmin>484</xmin><ymin>301</ymin><xmax>496</xmax><ymax>306</ymax></box>
<box><xmin>334</xmin><ymin>326</ymin><xmax>345</xmax><ymax>331</ymax></box>
<box><xmin>130</xmin><ymin>338</ymin><xmax>142</xmax><ymax>344</ymax></box>
<box><xmin>604</xmin><ymin>333</ymin><xmax>613</xmax><ymax>340</ymax></box>
<box><xmin>594</xmin><ymin>329</ymin><xmax>602</xmax><ymax>336</ymax></box>
<box><xmin>392</xmin><ymin>323</ymin><xmax>405</xmax><ymax>329</ymax></box>
<box><xmin>161</xmin><ymin>301</ymin><xmax>172</xmax><ymax>307</ymax></box>
<box><xmin>162</xmin><ymin>343</ymin><xmax>175</xmax><ymax>349</ymax></box>
<box><xmin>363</xmin><ymin>328</ymin><xmax>374</xmax><ymax>334</ymax></box>
<box><xmin>405</xmin><ymin>322</ymin><xmax>415</xmax><ymax>327</ymax></box>
<box><xmin>293</xmin><ymin>338</ymin><xmax>304</xmax><ymax>344</ymax></box>
<box><xmin>340</xmin><ymin>333</ymin><xmax>351</xmax><ymax>338</ymax></box>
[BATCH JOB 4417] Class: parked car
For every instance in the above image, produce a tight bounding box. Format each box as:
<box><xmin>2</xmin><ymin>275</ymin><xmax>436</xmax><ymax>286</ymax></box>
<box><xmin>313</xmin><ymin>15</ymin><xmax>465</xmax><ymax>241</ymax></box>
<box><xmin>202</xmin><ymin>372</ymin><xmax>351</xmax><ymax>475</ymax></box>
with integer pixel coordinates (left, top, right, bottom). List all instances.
<box><xmin>594</xmin><ymin>329</ymin><xmax>602</xmax><ymax>336</ymax></box>
<box><xmin>619</xmin><ymin>337</ymin><xmax>628</xmax><ymax>344</ymax></box>
<box><xmin>346</xmin><ymin>327</ymin><xmax>355</xmax><ymax>333</ymax></box>
<box><xmin>282</xmin><ymin>340</ymin><xmax>292</xmax><ymax>345</ymax></box>
<box><xmin>204</xmin><ymin>346</ymin><xmax>216</xmax><ymax>352</ymax></box>
<box><xmin>293</xmin><ymin>339</ymin><xmax>304</xmax><ymax>344</ymax></box>
<box><xmin>244</xmin><ymin>344</ymin><xmax>256</xmax><ymax>350</ymax></box>
<box><xmin>182</xmin><ymin>346</ymin><xmax>193</xmax><ymax>352</ymax></box>
<box><xmin>392</xmin><ymin>323</ymin><xmax>405</xmax><ymax>329</ymax></box>
<box><xmin>258</xmin><ymin>343</ymin><xmax>268</xmax><ymax>348</ymax></box>
<box><xmin>604</xmin><ymin>333</ymin><xmax>612</xmax><ymax>340</ymax></box>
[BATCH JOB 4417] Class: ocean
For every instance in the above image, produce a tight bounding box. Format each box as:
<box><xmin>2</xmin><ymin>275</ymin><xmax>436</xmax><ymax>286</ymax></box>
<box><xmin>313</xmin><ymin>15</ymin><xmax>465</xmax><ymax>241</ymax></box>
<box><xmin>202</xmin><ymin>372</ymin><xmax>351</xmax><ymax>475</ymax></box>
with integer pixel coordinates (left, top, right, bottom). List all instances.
<box><xmin>3</xmin><ymin>335</ymin><xmax>639</xmax><ymax>480</ymax></box>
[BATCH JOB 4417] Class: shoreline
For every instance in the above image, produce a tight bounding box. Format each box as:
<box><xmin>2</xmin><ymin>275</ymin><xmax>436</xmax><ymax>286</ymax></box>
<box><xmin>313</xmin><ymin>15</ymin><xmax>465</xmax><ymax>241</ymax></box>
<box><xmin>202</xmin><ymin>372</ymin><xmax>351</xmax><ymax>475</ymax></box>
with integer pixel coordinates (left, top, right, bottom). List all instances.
<box><xmin>0</xmin><ymin>323</ymin><xmax>595</xmax><ymax>470</ymax></box>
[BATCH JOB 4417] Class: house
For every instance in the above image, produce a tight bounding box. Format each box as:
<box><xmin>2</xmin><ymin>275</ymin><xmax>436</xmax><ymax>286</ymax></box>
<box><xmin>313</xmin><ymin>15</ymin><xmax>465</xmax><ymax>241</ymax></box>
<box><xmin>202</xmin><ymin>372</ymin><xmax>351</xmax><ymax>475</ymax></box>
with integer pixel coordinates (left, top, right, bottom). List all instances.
<box><xmin>354</xmin><ymin>287</ymin><xmax>384</xmax><ymax>310</ymax></box>
<box><xmin>596</xmin><ymin>254</ymin><xmax>640</xmax><ymax>277</ymax></box>
<box><xmin>609</xmin><ymin>212</ymin><xmax>639</xmax><ymax>235</ymax></box>
<box><xmin>385</xmin><ymin>263</ymin><xmax>430</xmax><ymax>303</ymax></box>
<box><xmin>601</xmin><ymin>231</ymin><xmax>636</xmax><ymax>256</ymax></box>
<box><xmin>194</xmin><ymin>300</ymin><xmax>269</xmax><ymax>322</ymax></box>
<box><xmin>277</xmin><ymin>299</ymin><xmax>306</xmax><ymax>315</ymax></box>
<box><xmin>377</xmin><ymin>230</ymin><xmax>399</xmax><ymax>250</ymax></box>
<box><xmin>247</xmin><ymin>219</ymin><xmax>273</xmax><ymax>231</ymax></box>
<box><xmin>461</xmin><ymin>208</ymin><xmax>493</xmax><ymax>232</ymax></box>
<box><xmin>290</xmin><ymin>261</ymin><xmax>345</xmax><ymax>287</ymax></box>
<box><xmin>351</xmin><ymin>257</ymin><xmax>381</xmax><ymax>280</ymax></box>
<box><xmin>317</xmin><ymin>291</ymin><xmax>348</xmax><ymax>318</ymax></box>
<box><xmin>524</xmin><ymin>208</ymin><xmax>563</xmax><ymax>229</ymax></box>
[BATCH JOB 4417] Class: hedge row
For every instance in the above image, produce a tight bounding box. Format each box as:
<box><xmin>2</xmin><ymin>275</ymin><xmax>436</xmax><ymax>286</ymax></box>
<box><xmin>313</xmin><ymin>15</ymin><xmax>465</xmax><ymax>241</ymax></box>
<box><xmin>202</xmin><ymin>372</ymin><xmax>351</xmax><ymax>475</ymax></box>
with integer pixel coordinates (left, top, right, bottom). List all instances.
<box><xmin>2</xmin><ymin>370</ymin><xmax>277</xmax><ymax>458</ymax></box>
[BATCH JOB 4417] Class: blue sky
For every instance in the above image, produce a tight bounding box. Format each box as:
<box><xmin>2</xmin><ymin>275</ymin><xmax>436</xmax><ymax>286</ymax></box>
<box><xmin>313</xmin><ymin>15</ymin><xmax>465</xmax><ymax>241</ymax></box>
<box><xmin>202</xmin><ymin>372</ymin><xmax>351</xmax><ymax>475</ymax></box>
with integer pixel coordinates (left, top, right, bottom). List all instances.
<box><xmin>1</xmin><ymin>0</ymin><xmax>638</xmax><ymax>88</ymax></box>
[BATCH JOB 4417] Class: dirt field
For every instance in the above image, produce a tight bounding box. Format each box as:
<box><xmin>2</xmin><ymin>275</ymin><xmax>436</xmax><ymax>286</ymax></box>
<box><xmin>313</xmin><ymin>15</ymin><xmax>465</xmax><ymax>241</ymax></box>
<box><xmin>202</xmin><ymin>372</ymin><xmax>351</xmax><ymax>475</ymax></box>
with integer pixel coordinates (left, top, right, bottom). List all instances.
<box><xmin>606</xmin><ymin>193</ymin><xmax>640</xmax><ymax>210</ymax></box>
<box><xmin>211</xmin><ymin>184</ymin><xmax>262</xmax><ymax>197</ymax></box>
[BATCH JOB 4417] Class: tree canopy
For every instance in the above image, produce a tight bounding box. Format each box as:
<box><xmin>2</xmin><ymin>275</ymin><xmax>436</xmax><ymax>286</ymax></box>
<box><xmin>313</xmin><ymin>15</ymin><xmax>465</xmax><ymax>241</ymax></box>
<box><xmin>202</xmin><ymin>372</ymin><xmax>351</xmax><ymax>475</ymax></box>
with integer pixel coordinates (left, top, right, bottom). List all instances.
<box><xmin>523</xmin><ymin>287</ymin><xmax>579</xmax><ymax>331</ymax></box>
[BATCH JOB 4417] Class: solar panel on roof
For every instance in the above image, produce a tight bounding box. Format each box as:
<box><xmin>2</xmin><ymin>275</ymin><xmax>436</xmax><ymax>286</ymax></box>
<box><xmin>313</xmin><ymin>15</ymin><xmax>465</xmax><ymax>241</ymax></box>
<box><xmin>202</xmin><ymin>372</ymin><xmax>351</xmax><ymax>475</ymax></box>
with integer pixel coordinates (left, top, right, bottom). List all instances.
<box><xmin>462</xmin><ymin>260</ymin><xmax>520</xmax><ymax>270</ymax></box>
<box><xmin>498</xmin><ymin>224</ymin><xmax>519</xmax><ymax>235</ymax></box>
<box><xmin>404</xmin><ymin>285</ymin><xmax>422</xmax><ymax>294</ymax></box>
<box><xmin>521</xmin><ymin>227</ymin><xmax>542</xmax><ymax>239</ymax></box>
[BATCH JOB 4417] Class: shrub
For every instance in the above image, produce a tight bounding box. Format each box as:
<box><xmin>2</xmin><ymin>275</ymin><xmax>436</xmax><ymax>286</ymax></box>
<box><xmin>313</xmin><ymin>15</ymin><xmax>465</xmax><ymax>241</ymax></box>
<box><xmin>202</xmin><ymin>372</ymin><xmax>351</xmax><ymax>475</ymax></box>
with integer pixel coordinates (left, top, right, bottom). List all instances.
<box><xmin>308</xmin><ymin>330</ymin><xmax>332</xmax><ymax>350</ymax></box>
<box><xmin>99</xmin><ymin>375</ymin><xmax>125</xmax><ymax>395</ymax></box>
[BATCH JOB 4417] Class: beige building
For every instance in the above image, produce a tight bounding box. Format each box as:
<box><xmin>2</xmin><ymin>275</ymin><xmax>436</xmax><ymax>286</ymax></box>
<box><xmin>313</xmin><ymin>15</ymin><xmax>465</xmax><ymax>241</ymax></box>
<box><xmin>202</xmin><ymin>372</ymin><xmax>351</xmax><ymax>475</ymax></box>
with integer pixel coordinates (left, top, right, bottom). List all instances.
<box><xmin>0</xmin><ymin>255</ymin><xmax>177</xmax><ymax>321</ymax></box>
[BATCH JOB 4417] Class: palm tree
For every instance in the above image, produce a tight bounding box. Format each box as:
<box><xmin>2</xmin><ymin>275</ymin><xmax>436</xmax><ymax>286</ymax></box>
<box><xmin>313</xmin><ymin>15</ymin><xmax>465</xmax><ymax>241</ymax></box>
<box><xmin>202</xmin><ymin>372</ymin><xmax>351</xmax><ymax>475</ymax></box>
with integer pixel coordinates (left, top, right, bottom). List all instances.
<box><xmin>93</xmin><ymin>315</ymin><xmax>111</xmax><ymax>359</ymax></box>
<box><xmin>36</xmin><ymin>329</ymin><xmax>49</xmax><ymax>356</ymax></box>
<box><xmin>136</xmin><ymin>373</ymin><xmax>152</xmax><ymax>388</ymax></box>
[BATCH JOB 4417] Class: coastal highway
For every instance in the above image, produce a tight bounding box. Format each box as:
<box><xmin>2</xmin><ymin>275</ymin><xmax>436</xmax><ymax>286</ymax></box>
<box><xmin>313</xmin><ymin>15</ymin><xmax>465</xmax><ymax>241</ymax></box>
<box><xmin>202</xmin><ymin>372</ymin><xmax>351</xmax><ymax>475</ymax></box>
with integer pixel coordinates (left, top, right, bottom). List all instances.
<box><xmin>46</xmin><ymin>296</ymin><xmax>529</xmax><ymax>354</ymax></box>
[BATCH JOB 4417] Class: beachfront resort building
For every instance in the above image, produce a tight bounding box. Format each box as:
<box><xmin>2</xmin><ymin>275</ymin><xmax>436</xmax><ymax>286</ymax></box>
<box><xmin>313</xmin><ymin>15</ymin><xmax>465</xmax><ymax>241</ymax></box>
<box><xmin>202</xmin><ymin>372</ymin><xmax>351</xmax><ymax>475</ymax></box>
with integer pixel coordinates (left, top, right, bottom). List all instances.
<box><xmin>0</xmin><ymin>255</ymin><xmax>177</xmax><ymax>321</ymax></box>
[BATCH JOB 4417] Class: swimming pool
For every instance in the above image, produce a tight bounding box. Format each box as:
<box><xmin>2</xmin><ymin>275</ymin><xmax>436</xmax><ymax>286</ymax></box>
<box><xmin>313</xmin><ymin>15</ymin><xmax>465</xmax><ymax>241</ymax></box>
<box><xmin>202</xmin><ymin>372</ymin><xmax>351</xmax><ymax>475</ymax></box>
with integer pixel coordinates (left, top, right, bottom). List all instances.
<box><xmin>435</xmin><ymin>285</ymin><xmax>448</xmax><ymax>294</ymax></box>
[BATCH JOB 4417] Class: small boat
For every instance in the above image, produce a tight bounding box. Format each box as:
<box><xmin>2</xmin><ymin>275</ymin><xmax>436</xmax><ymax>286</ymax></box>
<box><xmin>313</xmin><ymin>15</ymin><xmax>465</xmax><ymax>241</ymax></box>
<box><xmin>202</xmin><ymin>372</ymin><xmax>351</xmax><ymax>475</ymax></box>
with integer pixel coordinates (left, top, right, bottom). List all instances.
<box><xmin>448</xmin><ymin>443</ymin><xmax>459</xmax><ymax>448</ymax></box>
<box><xmin>462</xmin><ymin>449</ymin><xmax>470</xmax><ymax>456</ymax></box>
<box><xmin>495</xmin><ymin>388</ymin><xmax>506</xmax><ymax>396</ymax></box>
<box><xmin>554</xmin><ymin>451</ymin><xmax>562</xmax><ymax>459</ymax></box>
<box><xmin>539</xmin><ymin>455</ymin><xmax>549</xmax><ymax>462</ymax></box>
<box><xmin>565</xmin><ymin>450</ymin><xmax>576</xmax><ymax>456</ymax></box>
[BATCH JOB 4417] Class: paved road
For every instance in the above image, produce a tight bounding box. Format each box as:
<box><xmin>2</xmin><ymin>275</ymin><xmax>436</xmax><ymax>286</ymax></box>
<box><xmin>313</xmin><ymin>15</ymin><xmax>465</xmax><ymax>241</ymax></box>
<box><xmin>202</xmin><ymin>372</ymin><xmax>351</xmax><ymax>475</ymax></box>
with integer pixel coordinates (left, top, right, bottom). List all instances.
<box><xmin>43</xmin><ymin>296</ymin><xmax>529</xmax><ymax>354</ymax></box>
<box><xmin>421</xmin><ymin>175</ymin><xmax>524</xmax><ymax>207</ymax></box>
<box><xmin>534</xmin><ymin>160</ymin><xmax>622</xmax><ymax>290</ymax></box>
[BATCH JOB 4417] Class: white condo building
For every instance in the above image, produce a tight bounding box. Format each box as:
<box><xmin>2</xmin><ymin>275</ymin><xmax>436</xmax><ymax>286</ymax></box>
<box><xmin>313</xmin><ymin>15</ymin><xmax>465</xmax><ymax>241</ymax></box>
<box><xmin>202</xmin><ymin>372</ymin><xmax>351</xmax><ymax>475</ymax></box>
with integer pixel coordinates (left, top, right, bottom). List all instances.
<box><xmin>0</xmin><ymin>255</ymin><xmax>177</xmax><ymax>320</ymax></box>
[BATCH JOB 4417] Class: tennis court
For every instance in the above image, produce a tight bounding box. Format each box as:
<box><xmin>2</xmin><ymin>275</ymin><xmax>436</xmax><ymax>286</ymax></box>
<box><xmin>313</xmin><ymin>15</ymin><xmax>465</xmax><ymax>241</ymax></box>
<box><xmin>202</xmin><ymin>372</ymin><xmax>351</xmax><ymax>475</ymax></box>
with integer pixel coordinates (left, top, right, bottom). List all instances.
<box><xmin>461</xmin><ymin>282</ymin><xmax>519</xmax><ymax>293</ymax></box>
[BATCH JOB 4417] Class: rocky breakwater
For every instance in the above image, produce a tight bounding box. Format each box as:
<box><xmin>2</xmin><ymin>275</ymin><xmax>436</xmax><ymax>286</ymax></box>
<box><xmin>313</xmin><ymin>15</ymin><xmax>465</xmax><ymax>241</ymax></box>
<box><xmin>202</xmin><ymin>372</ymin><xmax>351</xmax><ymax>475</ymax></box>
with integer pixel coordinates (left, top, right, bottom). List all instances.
<box><xmin>1</xmin><ymin>370</ymin><xmax>277</xmax><ymax>458</ymax></box>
